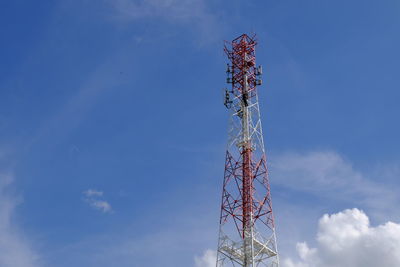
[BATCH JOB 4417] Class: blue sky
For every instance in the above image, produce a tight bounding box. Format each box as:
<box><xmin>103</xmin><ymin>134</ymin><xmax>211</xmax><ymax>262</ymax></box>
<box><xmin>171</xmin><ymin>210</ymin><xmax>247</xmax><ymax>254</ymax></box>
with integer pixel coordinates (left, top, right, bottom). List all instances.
<box><xmin>1</xmin><ymin>0</ymin><xmax>400</xmax><ymax>266</ymax></box>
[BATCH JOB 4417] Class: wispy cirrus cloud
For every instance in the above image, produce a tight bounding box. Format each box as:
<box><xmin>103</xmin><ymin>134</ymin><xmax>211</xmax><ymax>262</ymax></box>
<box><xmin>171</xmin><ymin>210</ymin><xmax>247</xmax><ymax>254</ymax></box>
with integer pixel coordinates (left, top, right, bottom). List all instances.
<box><xmin>108</xmin><ymin>0</ymin><xmax>210</xmax><ymax>21</ymax></box>
<box><xmin>104</xmin><ymin>0</ymin><xmax>222</xmax><ymax>43</ymax></box>
<box><xmin>83</xmin><ymin>189</ymin><xmax>112</xmax><ymax>213</ymax></box>
<box><xmin>270</xmin><ymin>151</ymin><xmax>398</xmax><ymax>215</ymax></box>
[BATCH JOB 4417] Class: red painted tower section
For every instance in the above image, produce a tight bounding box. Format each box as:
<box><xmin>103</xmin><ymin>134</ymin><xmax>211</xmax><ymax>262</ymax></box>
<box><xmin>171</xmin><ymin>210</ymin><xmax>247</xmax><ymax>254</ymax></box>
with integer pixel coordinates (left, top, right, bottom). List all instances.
<box><xmin>216</xmin><ymin>34</ymin><xmax>279</xmax><ymax>267</ymax></box>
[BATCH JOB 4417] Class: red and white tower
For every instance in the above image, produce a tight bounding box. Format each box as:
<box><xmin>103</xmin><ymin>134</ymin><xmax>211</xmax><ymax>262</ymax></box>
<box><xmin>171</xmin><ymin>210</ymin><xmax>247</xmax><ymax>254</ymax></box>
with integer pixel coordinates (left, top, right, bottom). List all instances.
<box><xmin>216</xmin><ymin>34</ymin><xmax>279</xmax><ymax>267</ymax></box>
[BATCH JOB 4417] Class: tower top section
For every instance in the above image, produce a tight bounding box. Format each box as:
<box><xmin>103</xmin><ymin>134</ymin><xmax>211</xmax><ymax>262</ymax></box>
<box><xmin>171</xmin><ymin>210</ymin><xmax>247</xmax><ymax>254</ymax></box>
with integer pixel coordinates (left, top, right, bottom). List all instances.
<box><xmin>224</xmin><ymin>34</ymin><xmax>262</xmax><ymax>107</ymax></box>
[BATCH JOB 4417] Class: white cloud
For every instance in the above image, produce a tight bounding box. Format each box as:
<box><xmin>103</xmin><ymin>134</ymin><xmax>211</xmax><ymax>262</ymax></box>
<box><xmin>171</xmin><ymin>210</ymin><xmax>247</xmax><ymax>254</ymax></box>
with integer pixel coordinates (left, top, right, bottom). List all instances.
<box><xmin>0</xmin><ymin>171</ymin><xmax>41</xmax><ymax>267</ymax></box>
<box><xmin>90</xmin><ymin>200</ymin><xmax>112</xmax><ymax>213</ymax></box>
<box><xmin>194</xmin><ymin>249</ymin><xmax>216</xmax><ymax>267</ymax></box>
<box><xmin>84</xmin><ymin>189</ymin><xmax>103</xmax><ymax>197</ymax></box>
<box><xmin>282</xmin><ymin>208</ymin><xmax>400</xmax><ymax>267</ymax></box>
<box><xmin>83</xmin><ymin>189</ymin><xmax>113</xmax><ymax>213</ymax></box>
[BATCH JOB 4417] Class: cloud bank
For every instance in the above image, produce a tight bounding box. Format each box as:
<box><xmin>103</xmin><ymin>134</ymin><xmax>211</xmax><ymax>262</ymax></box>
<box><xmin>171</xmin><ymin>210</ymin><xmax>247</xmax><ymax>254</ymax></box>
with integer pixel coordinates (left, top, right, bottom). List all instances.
<box><xmin>196</xmin><ymin>151</ymin><xmax>400</xmax><ymax>267</ymax></box>
<box><xmin>195</xmin><ymin>209</ymin><xmax>400</xmax><ymax>267</ymax></box>
<box><xmin>0</xmin><ymin>172</ymin><xmax>41</xmax><ymax>267</ymax></box>
<box><xmin>283</xmin><ymin>208</ymin><xmax>400</xmax><ymax>267</ymax></box>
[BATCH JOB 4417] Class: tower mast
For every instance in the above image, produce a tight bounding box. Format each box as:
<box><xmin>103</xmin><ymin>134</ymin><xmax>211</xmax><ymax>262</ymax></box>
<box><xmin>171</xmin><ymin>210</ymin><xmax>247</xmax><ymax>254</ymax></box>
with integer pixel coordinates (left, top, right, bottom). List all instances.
<box><xmin>217</xmin><ymin>34</ymin><xmax>279</xmax><ymax>267</ymax></box>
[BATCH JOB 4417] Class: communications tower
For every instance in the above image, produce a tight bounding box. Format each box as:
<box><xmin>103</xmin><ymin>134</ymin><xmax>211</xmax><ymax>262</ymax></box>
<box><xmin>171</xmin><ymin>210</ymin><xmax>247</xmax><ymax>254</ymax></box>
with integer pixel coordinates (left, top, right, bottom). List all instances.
<box><xmin>216</xmin><ymin>34</ymin><xmax>279</xmax><ymax>267</ymax></box>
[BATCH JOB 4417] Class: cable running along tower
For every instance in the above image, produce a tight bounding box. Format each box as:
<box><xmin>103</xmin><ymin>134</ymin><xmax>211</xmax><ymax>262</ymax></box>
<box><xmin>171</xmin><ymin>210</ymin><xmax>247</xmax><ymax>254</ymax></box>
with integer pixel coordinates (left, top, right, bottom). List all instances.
<box><xmin>216</xmin><ymin>34</ymin><xmax>279</xmax><ymax>267</ymax></box>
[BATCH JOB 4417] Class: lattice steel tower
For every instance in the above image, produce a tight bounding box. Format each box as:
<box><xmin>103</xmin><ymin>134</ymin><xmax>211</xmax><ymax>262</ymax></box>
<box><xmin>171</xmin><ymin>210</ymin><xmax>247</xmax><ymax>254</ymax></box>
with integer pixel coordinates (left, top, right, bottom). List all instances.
<box><xmin>216</xmin><ymin>34</ymin><xmax>279</xmax><ymax>267</ymax></box>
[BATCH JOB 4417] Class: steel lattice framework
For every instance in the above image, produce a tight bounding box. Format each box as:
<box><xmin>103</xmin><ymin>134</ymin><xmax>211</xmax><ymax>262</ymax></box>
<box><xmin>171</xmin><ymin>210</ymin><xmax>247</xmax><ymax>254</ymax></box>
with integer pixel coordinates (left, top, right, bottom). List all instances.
<box><xmin>216</xmin><ymin>34</ymin><xmax>279</xmax><ymax>267</ymax></box>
